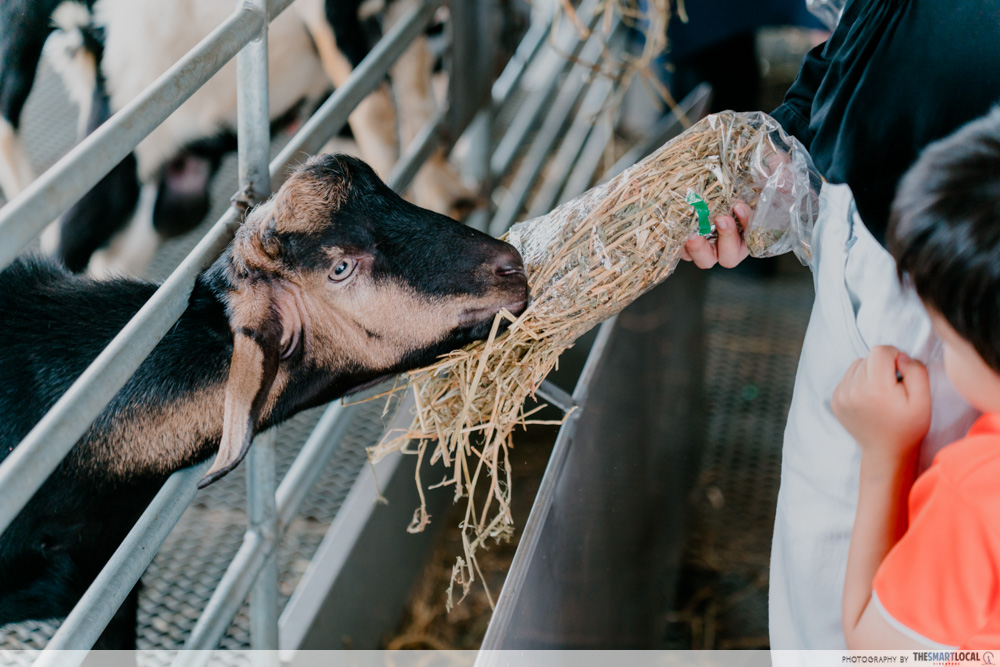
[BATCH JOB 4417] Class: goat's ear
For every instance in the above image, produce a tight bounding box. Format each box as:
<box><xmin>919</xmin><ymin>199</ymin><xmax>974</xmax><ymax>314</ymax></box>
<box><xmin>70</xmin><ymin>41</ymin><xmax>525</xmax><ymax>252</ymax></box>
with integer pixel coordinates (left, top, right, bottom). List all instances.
<box><xmin>198</xmin><ymin>285</ymin><xmax>282</xmax><ymax>488</ymax></box>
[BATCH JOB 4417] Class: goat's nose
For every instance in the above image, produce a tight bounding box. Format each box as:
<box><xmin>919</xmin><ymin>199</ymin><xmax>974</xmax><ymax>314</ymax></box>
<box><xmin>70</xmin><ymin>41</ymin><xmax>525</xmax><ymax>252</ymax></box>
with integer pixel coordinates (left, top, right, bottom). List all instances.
<box><xmin>494</xmin><ymin>252</ymin><xmax>525</xmax><ymax>277</ymax></box>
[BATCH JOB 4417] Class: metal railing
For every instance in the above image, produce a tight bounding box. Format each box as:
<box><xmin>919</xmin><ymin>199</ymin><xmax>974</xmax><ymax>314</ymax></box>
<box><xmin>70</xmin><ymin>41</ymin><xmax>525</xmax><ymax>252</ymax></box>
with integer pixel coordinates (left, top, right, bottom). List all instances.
<box><xmin>0</xmin><ymin>0</ymin><xmax>484</xmax><ymax>658</ymax></box>
<box><xmin>0</xmin><ymin>0</ymin><xmax>680</xmax><ymax>656</ymax></box>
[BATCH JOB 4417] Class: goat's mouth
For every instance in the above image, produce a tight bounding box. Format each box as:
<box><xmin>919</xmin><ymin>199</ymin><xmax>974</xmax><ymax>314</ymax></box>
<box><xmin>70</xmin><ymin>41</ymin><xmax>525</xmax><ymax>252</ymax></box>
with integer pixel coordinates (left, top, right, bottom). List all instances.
<box><xmin>342</xmin><ymin>373</ymin><xmax>399</xmax><ymax>397</ymax></box>
<box><xmin>458</xmin><ymin>299</ymin><xmax>527</xmax><ymax>329</ymax></box>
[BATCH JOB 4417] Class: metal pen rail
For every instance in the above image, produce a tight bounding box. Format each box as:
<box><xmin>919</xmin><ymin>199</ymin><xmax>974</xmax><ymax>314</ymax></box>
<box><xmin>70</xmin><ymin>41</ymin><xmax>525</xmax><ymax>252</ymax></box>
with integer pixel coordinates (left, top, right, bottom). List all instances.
<box><xmin>0</xmin><ymin>0</ymin><xmax>483</xmax><ymax>655</ymax></box>
<box><xmin>0</xmin><ymin>0</ymin><xmax>440</xmax><ymax>544</ymax></box>
<box><xmin>0</xmin><ymin>0</ymin><xmax>664</xmax><ymax>655</ymax></box>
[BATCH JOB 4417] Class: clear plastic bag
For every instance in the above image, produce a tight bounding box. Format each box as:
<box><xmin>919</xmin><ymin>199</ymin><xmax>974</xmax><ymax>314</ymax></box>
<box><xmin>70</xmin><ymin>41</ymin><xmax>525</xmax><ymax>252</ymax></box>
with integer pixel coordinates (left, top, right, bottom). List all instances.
<box><xmin>508</xmin><ymin>110</ymin><xmax>822</xmax><ymax>332</ymax></box>
<box><xmin>717</xmin><ymin>111</ymin><xmax>823</xmax><ymax>264</ymax></box>
<box><xmin>376</xmin><ymin>111</ymin><xmax>822</xmax><ymax>605</ymax></box>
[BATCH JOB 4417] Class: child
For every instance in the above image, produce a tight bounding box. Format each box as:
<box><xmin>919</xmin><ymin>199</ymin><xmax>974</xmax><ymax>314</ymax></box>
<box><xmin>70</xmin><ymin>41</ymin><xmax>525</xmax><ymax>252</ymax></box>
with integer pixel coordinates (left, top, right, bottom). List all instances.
<box><xmin>832</xmin><ymin>108</ymin><xmax>1000</xmax><ymax>649</ymax></box>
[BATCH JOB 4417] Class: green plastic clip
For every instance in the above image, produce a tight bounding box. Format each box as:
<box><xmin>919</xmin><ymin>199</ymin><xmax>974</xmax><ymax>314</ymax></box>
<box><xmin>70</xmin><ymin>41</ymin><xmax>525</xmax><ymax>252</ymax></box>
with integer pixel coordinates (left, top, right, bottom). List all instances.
<box><xmin>686</xmin><ymin>191</ymin><xmax>712</xmax><ymax>236</ymax></box>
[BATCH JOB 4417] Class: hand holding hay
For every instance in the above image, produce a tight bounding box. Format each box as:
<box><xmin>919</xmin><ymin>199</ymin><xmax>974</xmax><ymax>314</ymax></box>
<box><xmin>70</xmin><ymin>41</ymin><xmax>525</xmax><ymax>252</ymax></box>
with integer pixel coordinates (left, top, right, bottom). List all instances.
<box><xmin>369</xmin><ymin>110</ymin><xmax>820</xmax><ymax>608</ymax></box>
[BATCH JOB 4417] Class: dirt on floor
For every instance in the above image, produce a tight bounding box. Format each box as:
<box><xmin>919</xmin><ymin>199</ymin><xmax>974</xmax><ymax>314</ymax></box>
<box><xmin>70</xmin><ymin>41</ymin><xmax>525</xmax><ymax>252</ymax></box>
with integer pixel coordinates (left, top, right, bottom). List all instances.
<box><xmin>383</xmin><ymin>424</ymin><xmax>558</xmax><ymax>649</ymax></box>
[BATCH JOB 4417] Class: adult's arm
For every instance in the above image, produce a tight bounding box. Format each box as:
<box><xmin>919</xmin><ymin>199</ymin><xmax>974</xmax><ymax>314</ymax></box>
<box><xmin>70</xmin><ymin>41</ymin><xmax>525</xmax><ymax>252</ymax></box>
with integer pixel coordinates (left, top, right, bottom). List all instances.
<box><xmin>768</xmin><ymin>39</ymin><xmax>830</xmax><ymax>146</ymax></box>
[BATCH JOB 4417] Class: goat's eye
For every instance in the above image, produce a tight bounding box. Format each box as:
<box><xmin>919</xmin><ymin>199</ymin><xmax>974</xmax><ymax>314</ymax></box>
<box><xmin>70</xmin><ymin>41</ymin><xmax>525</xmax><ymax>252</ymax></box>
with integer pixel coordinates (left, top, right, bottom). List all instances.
<box><xmin>329</xmin><ymin>258</ymin><xmax>357</xmax><ymax>282</ymax></box>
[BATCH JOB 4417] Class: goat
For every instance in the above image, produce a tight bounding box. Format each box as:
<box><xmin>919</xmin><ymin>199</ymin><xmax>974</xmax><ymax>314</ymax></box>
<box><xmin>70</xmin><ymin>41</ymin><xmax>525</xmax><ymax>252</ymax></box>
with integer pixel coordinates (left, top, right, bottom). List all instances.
<box><xmin>0</xmin><ymin>0</ymin><xmax>474</xmax><ymax>276</ymax></box>
<box><xmin>0</xmin><ymin>153</ymin><xmax>527</xmax><ymax>648</ymax></box>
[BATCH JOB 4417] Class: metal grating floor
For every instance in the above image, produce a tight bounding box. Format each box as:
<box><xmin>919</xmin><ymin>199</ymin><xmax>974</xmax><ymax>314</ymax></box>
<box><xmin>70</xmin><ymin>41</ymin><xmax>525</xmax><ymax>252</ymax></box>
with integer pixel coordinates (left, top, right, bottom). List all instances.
<box><xmin>665</xmin><ymin>262</ymin><xmax>814</xmax><ymax>649</ymax></box>
<box><xmin>0</xmin><ymin>398</ymin><xmax>393</xmax><ymax>652</ymax></box>
<box><xmin>0</xmin><ymin>52</ymin><xmax>397</xmax><ymax>652</ymax></box>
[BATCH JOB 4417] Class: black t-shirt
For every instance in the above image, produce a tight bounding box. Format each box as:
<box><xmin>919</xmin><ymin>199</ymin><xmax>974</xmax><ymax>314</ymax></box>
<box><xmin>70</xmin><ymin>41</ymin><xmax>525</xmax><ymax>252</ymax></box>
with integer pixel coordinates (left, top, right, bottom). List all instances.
<box><xmin>770</xmin><ymin>0</ymin><xmax>1000</xmax><ymax>245</ymax></box>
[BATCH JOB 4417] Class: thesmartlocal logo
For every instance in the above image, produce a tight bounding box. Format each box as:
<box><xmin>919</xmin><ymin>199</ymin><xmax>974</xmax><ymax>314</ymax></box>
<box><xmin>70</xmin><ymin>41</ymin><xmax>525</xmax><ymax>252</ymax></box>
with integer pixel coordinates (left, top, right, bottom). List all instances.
<box><xmin>911</xmin><ymin>651</ymin><xmax>993</xmax><ymax>666</ymax></box>
<box><xmin>841</xmin><ymin>652</ymin><xmax>995</xmax><ymax>665</ymax></box>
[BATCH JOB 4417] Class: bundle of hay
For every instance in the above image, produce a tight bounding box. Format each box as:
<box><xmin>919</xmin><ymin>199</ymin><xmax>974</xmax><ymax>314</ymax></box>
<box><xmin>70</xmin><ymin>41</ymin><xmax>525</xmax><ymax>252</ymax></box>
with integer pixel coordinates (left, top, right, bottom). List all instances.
<box><xmin>370</xmin><ymin>110</ymin><xmax>819</xmax><ymax>607</ymax></box>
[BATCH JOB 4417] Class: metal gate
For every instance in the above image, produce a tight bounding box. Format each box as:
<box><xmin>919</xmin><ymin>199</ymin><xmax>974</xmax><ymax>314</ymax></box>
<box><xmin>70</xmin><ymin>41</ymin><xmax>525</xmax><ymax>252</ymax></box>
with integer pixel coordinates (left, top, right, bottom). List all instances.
<box><xmin>0</xmin><ymin>0</ymin><xmax>710</xmax><ymax>658</ymax></box>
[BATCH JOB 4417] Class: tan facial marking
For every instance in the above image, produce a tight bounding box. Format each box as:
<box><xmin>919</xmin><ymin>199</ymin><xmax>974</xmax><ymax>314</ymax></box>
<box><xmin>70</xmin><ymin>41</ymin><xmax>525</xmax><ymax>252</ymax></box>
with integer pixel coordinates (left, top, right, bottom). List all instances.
<box><xmin>228</xmin><ymin>163</ymin><xmax>351</xmax><ymax>284</ymax></box>
<box><xmin>294</xmin><ymin>269</ymin><xmax>503</xmax><ymax>375</ymax></box>
<box><xmin>226</xmin><ymin>280</ymin><xmax>277</xmax><ymax>330</ymax></box>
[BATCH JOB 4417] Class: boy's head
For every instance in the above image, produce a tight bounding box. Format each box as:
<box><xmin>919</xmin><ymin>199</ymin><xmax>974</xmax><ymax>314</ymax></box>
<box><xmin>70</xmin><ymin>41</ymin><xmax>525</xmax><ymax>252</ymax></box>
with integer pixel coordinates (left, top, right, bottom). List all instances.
<box><xmin>889</xmin><ymin>107</ymin><xmax>1000</xmax><ymax>411</ymax></box>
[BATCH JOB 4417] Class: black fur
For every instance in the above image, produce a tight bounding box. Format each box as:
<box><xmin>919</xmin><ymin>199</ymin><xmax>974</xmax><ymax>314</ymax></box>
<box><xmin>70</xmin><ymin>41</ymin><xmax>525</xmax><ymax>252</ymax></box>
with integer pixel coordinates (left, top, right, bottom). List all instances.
<box><xmin>0</xmin><ymin>0</ymin><xmax>88</xmax><ymax>128</ymax></box>
<box><xmin>0</xmin><ymin>155</ymin><xmax>526</xmax><ymax>646</ymax></box>
<box><xmin>0</xmin><ymin>257</ymin><xmax>187</xmax><ymax>646</ymax></box>
<box><xmin>889</xmin><ymin>108</ymin><xmax>1000</xmax><ymax>373</ymax></box>
<box><xmin>325</xmin><ymin>0</ymin><xmax>376</xmax><ymax>69</ymax></box>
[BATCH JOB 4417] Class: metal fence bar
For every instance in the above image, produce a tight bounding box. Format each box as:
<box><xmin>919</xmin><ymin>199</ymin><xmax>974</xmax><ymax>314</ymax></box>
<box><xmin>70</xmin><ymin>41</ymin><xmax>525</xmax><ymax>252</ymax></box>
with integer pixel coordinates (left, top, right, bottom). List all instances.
<box><xmin>179</xmin><ymin>186</ymin><xmax>449</xmax><ymax>658</ymax></box>
<box><xmin>525</xmin><ymin>57</ymin><xmax>617</xmax><ymax>218</ymax></box>
<box><xmin>0</xmin><ymin>0</ymin><xmax>440</xmax><ymax>542</ymax></box>
<box><xmin>275</xmin><ymin>402</ymin><xmax>355</xmax><ymax>529</ymax></box>
<box><xmin>535</xmin><ymin>380</ymin><xmax>576</xmax><ymax>414</ymax></box>
<box><xmin>268</xmin><ymin>0</ymin><xmax>438</xmax><ymax>190</ymax></box>
<box><xmin>604</xmin><ymin>83</ymin><xmax>712</xmax><ymax>179</ymax></box>
<box><xmin>489</xmin><ymin>16</ymin><xmax>610</xmax><ymax>235</ymax></box>
<box><xmin>173</xmin><ymin>3</ymin><xmax>449</xmax><ymax>651</ymax></box>
<box><xmin>246</xmin><ymin>433</ymin><xmax>279</xmax><ymax>652</ymax></box>
<box><xmin>175</xmin><ymin>532</ymin><xmax>272</xmax><ymax>662</ymax></box>
<box><xmin>558</xmin><ymin>83</ymin><xmax>712</xmax><ymax>203</ymax></box>
<box><xmin>177</xmin><ymin>397</ymin><xmax>359</xmax><ymax>655</ymax></box>
<box><xmin>461</xmin><ymin>0</ymin><xmax>554</xmax><ymax>232</ymax></box>
<box><xmin>490</xmin><ymin>0</ymin><xmax>554</xmax><ymax>107</ymax></box>
<box><xmin>477</xmin><ymin>86</ymin><xmax>717</xmax><ymax>654</ymax></box>
<box><xmin>5</xmin><ymin>5</ymin><xmax>445</xmax><ymax>655</ymax></box>
<box><xmin>479</xmin><ymin>317</ymin><xmax>619</xmax><ymax>650</ymax></box>
<box><xmin>234</xmin><ymin>0</ymin><xmax>279</xmax><ymax>652</ymax></box>
<box><xmin>0</xmin><ymin>0</ymin><xmax>493</xmax><ymax>653</ymax></box>
<box><xmin>0</xmin><ymin>205</ymin><xmax>239</xmax><ymax>538</ymax></box>
<box><xmin>559</xmin><ymin>114</ymin><xmax>618</xmax><ymax>205</ymax></box>
<box><xmin>0</xmin><ymin>7</ymin><xmax>264</xmax><ymax>272</ymax></box>
<box><xmin>386</xmin><ymin>110</ymin><xmax>447</xmax><ymax>193</ymax></box>
<box><xmin>446</xmin><ymin>0</ymin><xmax>494</xmax><ymax>136</ymax></box>
<box><xmin>265</xmin><ymin>0</ymin><xmax>295</xmax><ymax>22</ymax></box>
<box><xmin>33</xmin><ymin>403</ymin><xmax>358</xmax><ymax>656</ymax></box>
<box><xmin>236</xmin><ymin>0</ymin><xmax>272</xmax><ymax>205</ymax></box>
<box><xmin>35</xmin><ymin>461</ymin><xmax>212</xmax><ymax>659</ymax></box>
<box><xmin>489</xmin><ymin>0</ymin><xmax>600</xmax><ymax>182</ymax></box>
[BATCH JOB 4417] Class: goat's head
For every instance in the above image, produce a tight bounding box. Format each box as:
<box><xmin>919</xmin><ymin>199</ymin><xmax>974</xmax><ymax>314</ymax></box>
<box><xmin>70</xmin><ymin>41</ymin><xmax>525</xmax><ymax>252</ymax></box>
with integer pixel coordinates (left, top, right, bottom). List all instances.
<box><xmin>200</xmin><ymin>154</ymin><xmax>527</xmax><ymax>487</ymax></box>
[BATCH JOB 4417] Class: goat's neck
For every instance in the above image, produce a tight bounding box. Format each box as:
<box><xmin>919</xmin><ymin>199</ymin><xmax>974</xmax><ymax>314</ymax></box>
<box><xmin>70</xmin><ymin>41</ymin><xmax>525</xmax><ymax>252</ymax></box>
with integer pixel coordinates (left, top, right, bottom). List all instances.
<box><xmin>75</xmin><ymin>275</ymin><xmax>235</xmax><ymax>483</ymax></box>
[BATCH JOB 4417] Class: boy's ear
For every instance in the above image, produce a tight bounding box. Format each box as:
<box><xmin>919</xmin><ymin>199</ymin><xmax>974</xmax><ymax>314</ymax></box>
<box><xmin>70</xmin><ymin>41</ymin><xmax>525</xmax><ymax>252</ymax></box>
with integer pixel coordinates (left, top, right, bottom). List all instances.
<box><xmin>198</xmin><ymin>283</ymin><xmax>282</xmax><ymax>488</ymax></box>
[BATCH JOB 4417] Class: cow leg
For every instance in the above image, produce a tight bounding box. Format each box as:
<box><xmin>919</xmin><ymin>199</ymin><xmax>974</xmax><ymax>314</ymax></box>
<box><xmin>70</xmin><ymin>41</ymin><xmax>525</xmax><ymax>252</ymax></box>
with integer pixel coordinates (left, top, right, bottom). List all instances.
<box><xmin>0</xmin><ymin>0</ymin><xmax>60</xmax><ymax>200</ymax></box>
<box><xmin>0</xmin><ymin>117</ymin><xmax>34</xmax><ymax>201</ymax></box>
<box><xmin>386</xmin><ymin>0</ymin><xmax>477</xmax><ymax>217</ymax></box>
<box><xmin>298</xmin><ymin>0</ymin><xmax>398</xmax><ymax>179</ymax></box>
<box><xmin>87</xmin><ymin>183</ymin><xmax>159</xmax><ymax>279</ymax></box>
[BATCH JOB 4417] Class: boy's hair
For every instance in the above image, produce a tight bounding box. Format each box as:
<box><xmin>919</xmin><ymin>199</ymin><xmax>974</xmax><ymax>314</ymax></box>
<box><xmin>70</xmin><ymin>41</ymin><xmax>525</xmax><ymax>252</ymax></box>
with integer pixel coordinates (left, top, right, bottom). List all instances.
<box><xmin>889</xmin><ymin>107</ymin><xmax>1000</xmax><ymax>373</ymax></box>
